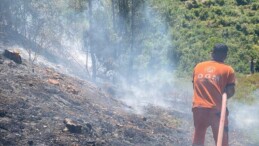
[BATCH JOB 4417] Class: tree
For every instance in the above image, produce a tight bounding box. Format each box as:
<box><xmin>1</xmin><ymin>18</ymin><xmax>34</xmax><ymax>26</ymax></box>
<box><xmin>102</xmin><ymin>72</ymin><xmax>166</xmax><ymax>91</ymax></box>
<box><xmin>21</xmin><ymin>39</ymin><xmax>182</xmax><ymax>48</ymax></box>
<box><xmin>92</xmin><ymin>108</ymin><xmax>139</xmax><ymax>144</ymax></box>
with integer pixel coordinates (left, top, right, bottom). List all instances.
<box><xmin>235</xmin><ymin>0</ymin><xmax>252</xmax><ymax>5</ymax></box>
<box><xmin>88</xmin><ymin>0</ymin><xmax>97</xmax><ymax>81</ymax></box>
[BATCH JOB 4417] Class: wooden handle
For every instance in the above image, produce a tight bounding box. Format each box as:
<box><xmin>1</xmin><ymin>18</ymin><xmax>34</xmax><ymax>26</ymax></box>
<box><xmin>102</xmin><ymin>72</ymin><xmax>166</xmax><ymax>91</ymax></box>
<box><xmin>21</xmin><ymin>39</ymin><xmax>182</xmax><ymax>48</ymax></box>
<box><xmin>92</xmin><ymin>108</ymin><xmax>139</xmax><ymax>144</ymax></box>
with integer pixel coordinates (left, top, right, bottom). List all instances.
<box><xmin>217</xmin><ymin>93</ymin><xmax>227</xmax><ymax>146</ymax></box>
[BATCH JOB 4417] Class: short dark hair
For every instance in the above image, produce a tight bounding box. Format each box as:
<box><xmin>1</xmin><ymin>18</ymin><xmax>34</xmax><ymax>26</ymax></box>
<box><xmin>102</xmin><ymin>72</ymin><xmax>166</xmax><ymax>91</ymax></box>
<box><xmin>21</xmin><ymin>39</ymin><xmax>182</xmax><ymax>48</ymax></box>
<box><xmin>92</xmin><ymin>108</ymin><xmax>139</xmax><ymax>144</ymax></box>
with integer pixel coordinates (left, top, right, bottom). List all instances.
<box><xmin>212</xmin><ymin>43</ymin><xmax>228</xmax><ymax>54</ymax></box>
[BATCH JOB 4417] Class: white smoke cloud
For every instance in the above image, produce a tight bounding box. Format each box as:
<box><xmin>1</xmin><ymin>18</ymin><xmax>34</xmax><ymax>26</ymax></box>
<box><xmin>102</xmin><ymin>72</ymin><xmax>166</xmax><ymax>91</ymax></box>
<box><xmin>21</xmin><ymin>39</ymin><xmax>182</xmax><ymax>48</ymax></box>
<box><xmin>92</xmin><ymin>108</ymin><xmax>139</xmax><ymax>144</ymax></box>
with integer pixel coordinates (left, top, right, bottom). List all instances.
<box><xmin>229</xmin><ymin>89</ymin><xmax>259</xmax><ymax>144</ymax></box>
<box><xmin>117</xmin><ymin>69</ymin><xmax>193</xmax><ymax>115</ymax></box>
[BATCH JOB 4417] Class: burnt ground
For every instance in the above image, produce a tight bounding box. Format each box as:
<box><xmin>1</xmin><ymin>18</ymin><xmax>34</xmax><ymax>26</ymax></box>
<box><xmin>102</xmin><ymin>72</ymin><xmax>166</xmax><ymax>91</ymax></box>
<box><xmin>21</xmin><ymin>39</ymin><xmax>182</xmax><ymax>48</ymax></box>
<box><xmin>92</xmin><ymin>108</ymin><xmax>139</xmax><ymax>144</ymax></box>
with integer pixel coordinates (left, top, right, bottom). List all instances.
<box><xmin>0</xmin><ymin>41</ymin><xmax>256</xmax><ymax>145</ymax></box>
<box><xmin>0</xmin><ymin>50</ymin><xmax>193</xmax><ymax>146</ymax></box>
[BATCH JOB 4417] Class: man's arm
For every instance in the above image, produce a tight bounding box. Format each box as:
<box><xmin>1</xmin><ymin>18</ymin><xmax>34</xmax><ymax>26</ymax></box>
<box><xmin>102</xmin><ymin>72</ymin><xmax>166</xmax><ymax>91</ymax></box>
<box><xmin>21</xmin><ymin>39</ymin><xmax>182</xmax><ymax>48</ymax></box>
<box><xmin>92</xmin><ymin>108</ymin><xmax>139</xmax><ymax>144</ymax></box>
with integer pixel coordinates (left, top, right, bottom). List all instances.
<box><xmin>225</xmin><ymin>84</ymin><xmax>235</xmax><ymax>99</ymax></box>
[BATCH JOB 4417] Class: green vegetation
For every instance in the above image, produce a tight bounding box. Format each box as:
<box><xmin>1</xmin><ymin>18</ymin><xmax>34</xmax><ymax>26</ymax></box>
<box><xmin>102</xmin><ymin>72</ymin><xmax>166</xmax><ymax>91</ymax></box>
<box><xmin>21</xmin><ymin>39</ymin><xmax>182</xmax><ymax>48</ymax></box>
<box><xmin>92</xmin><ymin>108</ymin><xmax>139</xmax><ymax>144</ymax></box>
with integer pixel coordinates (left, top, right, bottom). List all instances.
<box><xmin>1</xmin><ymin>0</ymin><xmax>258</xmax><ymax>76</ymax></box>
<box><xmin>150</xmin><ymin>0</ymin><xmax>259</xmax><ymax>103</ymax></box>
<box><xmin>235</xmin><ymin>73</ymin><xmax>259</xmax><ymax>102</ymax></box>
<box><xmin>151</xmin><ymin>0</ymin><xmax>259</xmax><ymax>75</ymax></box>
<box><xmin>1</xmin><ymin>0</ymin><xmax>258</xmax><ymax>101</ymax></box>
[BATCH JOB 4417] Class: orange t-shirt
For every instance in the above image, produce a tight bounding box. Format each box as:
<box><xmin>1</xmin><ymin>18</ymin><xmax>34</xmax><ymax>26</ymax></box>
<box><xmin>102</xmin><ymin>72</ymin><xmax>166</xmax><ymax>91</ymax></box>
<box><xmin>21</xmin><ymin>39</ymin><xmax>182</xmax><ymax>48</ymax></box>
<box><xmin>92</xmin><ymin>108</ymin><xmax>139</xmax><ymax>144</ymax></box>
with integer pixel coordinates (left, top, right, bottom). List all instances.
<box><xmin>192</xmin><ymin>61</ymin><xmax>235</xmax><ymax>110</ymax></box>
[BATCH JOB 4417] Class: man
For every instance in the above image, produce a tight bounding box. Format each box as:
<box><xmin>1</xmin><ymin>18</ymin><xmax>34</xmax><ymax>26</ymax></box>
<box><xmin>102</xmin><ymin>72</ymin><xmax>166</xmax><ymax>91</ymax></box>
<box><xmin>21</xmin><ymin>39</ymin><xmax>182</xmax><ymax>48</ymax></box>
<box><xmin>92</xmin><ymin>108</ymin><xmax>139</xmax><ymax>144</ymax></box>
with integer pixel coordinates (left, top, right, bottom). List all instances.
<box><xmin>192</xmin><ymin>43</ymin><xmax>236</xmax><ymax>146</ymax></box>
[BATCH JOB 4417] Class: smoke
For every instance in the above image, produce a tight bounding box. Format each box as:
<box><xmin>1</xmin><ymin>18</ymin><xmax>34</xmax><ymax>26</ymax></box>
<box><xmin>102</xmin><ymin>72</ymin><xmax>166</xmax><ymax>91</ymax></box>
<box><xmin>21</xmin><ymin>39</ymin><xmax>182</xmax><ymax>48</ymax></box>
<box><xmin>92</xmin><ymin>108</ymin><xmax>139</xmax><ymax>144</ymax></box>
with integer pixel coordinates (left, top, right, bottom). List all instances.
<box><xmin>229</xmin><ymin>89</ymin><xmax>259</xmax><ymax>144</ymax></box>
<box><xmin>117</xmin><ymin>70</ymin><xmax>192</xmax><ymax>114</ymax></box>
<box><xmin>104</xmin><ymin>2</ymin><xmax>193</xmax><ymax>115</ymax></box>
<box><xmin>2</xmin><ymin>0</ymin><xmax>191</xmax><ymax>116</ymax></box>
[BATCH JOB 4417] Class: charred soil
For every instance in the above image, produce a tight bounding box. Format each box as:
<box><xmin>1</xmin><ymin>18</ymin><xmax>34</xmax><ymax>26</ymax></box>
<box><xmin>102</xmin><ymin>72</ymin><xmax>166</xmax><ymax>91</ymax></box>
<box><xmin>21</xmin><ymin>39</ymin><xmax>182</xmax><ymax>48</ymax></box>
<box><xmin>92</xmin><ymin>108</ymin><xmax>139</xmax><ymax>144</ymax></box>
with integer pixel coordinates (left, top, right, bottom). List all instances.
<box><xmin>0</xmin><ymin>52</ymin><xmax>193</xmax><ymax>146</ymax></box>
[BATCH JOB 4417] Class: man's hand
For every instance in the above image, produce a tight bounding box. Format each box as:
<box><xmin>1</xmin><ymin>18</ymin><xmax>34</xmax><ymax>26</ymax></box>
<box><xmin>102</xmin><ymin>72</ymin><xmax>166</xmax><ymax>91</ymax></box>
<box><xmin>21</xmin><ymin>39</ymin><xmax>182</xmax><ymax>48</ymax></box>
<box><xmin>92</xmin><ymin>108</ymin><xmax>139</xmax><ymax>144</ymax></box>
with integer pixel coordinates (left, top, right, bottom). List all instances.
<box><xmin>224</xmin><ymin>84</ymin><xmax>235</xmax><ymax>99</ymax></box>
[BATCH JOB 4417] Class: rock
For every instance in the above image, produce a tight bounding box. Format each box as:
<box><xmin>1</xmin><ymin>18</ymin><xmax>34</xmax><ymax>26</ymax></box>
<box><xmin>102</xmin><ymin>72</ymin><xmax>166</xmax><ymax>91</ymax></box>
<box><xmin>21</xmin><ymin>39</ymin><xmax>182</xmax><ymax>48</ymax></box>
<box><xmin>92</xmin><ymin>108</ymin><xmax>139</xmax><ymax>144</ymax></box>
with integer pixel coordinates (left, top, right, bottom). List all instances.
<box><xmin>45</xmin><ymin>68</ymin><xmax>52</xmax><ymax>73</ymax></box>
<box><xmin>0</xmin><ymin>109</ymin><xmax>7</xmax><ymax>117</ymax></box>
<box><xmin>0</xmin><ymin>117</ymin><xmax>11</xmax><ymax>131</ymax></box>
<box><xmin>63</xmin><ymin>118</ymin><xmax>82</xmax><ymax>133</ymax></box>
<box><xmin>3</xmin><ymin>50</ymin><xmax>22</xmax><ymax>64</ymax></box>
<box><xmin>62</xmin><ymin>127</ymin><xmax>69</xmax><ymax>132</ymax></box>
<box><xmin>48</xmin><ymin>79</ymin><xmax>59</xmax><ymax>85</ymax></box>
<box><xmin>27</xmin><ymin>140</ymin><xmax>33</xmax><ymax>146</ymax></box>
<box><xmin>66</xmin><ymin>85</ymin><xmax>79</xmax><ymax>94</ymax></box>
<box><xmin>53</xmin><ymin>73</ymin><xmax>62</xmax><ymax>79</ymax></box>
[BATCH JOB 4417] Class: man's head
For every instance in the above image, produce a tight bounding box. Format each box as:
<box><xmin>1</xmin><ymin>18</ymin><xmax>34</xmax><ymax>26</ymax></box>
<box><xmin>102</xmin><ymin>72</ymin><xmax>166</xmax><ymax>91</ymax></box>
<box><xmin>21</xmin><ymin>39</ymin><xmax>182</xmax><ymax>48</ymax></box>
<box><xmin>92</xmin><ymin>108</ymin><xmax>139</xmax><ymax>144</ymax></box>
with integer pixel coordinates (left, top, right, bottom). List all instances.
<box><xmin>211</xmin><ymin>43</ymin><xmax>228</xmax><ymax>62</ymax></box>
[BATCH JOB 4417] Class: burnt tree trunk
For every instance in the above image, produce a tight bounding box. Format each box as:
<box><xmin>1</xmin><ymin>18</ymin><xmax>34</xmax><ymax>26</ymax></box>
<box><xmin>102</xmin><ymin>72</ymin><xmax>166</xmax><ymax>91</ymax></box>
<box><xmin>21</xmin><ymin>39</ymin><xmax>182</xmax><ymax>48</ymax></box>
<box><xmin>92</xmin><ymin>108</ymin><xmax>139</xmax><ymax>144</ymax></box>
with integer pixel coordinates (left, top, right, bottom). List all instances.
<box><xmin>88</xmin><ymin>0</ymin><xmax>96</xmax><ymax>81</ymax></box>
<box><xmin>250</xmin><ymin>57</ymin><xmax>255</xmax><ymax>74</ymax></box>
<box><xmin>128</xmin><ymin>0</ymin><xmax>135</xmax><ymax>83</ymax></box>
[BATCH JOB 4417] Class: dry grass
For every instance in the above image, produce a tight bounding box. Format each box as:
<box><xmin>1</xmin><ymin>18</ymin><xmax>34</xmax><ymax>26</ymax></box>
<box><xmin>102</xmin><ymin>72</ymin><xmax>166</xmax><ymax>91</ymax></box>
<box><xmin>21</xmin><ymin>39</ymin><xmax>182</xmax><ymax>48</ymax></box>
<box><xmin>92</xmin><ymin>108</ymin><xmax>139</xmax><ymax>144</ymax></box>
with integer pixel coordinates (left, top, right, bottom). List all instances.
<box><xmin>234</xmin><ymin>73</ymin><xmax>259</xmax><ymax>103</ymax></box>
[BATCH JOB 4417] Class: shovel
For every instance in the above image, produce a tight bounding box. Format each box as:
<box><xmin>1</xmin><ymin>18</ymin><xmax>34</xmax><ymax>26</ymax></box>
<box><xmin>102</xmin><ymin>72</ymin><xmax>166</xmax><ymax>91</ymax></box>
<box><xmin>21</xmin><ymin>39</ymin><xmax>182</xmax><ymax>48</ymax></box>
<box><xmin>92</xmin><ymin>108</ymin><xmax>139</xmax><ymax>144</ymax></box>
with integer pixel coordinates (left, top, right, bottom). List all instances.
<box><xmin>217</xmin><ymin>92</ymin><xmax>227</xmax><ymax>146</ymax></box>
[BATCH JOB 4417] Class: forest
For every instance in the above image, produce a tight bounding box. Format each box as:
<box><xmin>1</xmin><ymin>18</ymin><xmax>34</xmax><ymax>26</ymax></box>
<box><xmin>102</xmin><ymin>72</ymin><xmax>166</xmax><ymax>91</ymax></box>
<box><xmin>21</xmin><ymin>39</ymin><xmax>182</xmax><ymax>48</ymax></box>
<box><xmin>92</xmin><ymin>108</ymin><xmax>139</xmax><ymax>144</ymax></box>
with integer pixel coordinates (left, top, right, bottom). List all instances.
<box><xmin>1</xmin><ymin>0</ymin><xmax>259</xmax><ymax>82</ymax></box>
<box><xmin>153</xmin><ymin>0</ymin><xmax>259</xmax><ymax>74</ymax></box>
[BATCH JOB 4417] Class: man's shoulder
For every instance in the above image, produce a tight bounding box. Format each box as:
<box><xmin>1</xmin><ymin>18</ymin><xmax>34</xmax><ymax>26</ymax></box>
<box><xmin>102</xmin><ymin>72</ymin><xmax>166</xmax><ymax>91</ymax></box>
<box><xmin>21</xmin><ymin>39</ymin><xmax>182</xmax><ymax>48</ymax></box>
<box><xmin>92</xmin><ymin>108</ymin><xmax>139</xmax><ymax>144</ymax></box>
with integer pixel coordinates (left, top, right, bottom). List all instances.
<box><xmin>195</xmin><ymin>61</ymin><xmax>234</xmax><ymax>71</ymax></box>
<box><xmin>216</xmin><ymin>63</ymin><xmax>235</xmax><ymax>74</ymax></box>
<box><xmin>217</xmin><ymin>62</ymin><xmax>234</xmax><ymax>70</ymax></box>
<box><xmin>225</xmin><ymin>64</ymin><xmax>235</xmax><ymax>73</ymax></box>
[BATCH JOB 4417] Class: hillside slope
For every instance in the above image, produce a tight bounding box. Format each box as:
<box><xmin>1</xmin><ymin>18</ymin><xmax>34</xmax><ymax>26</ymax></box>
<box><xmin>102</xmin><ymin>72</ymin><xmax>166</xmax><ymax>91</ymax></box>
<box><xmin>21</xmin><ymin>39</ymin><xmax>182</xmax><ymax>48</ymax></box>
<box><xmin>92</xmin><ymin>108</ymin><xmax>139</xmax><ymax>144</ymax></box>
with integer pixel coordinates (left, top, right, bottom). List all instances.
<box><xmin>1</xmin><ymin>47</ymin><xmax>257</xmax><ymax>146</ymax></box>
<box><xmin>2</xmin><ymin>24</ymin><xmax>259</xmax><ymax>145</ymax></box>
<box><xmin>0</xmin><ymin>50</ymin><xmax>193</xmax><ymax>145</ymax></box>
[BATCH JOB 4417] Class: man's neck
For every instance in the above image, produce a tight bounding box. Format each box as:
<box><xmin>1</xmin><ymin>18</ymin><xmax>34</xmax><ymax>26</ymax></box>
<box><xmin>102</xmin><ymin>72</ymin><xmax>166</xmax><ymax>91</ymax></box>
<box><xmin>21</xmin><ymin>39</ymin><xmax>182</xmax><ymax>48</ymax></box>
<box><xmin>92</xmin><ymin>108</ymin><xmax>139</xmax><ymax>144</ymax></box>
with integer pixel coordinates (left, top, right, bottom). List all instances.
<box><xmin>212</xmin><ymin>59</ymin><xmax>224</xmax><ymax>63</ymax></box>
